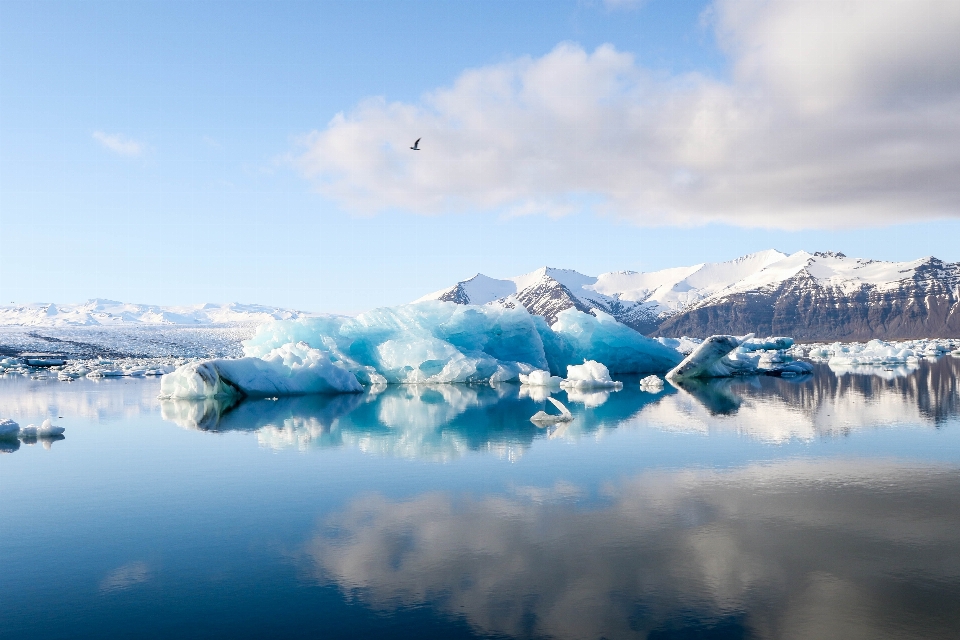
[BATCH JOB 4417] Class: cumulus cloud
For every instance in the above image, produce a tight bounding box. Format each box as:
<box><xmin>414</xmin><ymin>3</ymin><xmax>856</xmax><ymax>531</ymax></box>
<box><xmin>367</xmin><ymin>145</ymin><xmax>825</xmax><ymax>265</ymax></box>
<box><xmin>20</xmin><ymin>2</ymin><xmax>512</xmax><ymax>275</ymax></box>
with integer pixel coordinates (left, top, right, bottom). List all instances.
<box><xmin>294</xmin><ymin>0</ymin><xmax>960</xmax><ymax>229</ymax></box>
<box><xmin>92</xmin><ymin>131</ymin><xmax>144</xmax><ymax>157</ymax></box>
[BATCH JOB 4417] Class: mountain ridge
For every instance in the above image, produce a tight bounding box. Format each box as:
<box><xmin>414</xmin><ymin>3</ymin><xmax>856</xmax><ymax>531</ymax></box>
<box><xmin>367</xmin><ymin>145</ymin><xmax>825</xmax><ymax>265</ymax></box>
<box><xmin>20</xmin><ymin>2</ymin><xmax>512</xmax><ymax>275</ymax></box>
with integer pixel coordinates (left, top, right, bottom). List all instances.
<box><xmin>0</xmin><ymin>300</ymin><xmax>313</xmax><ymax>327</ymax></box>
<box><xmin>416</xmin><ymin>251</ymin><xmax>960</xmax><ymax>340</ymax></box>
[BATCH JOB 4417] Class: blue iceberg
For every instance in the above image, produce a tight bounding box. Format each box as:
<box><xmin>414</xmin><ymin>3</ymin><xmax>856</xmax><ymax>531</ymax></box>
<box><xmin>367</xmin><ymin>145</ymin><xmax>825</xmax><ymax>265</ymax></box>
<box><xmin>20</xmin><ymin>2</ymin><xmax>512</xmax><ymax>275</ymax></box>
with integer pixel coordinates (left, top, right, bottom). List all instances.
<box><xmin>161</xmin><ymin>301</ymin><xmax>684</xmax><ymax>398</ymax></box>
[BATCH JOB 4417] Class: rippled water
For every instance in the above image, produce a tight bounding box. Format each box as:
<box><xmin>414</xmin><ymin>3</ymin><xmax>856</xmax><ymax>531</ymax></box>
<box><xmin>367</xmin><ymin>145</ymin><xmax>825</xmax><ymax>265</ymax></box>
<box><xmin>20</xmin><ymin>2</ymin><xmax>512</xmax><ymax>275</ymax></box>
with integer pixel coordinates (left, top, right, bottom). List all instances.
<box><xmin>3</xmin><ymin>360</ymin><xmax>960</xmax><ymax>639</ymax></box>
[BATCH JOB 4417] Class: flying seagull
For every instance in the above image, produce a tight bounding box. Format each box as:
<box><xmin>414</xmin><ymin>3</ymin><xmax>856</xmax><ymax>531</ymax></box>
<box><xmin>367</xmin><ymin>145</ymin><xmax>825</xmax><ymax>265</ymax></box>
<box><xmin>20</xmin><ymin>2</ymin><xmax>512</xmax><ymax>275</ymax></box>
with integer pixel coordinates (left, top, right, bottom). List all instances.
<box><xmin>410</xmin><ymin>138</ymin><xmax>421</xmax><ymax>151</ymax></box>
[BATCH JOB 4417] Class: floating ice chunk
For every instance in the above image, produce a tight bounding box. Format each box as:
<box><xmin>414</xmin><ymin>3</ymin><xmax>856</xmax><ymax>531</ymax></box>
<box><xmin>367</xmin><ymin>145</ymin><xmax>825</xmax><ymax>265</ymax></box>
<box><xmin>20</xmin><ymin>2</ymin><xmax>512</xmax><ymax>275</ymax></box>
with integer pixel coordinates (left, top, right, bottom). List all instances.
<box><xmin>87</xmin><ymin>369</ymin><xmax>125</xmax><ymax>378</ymax></box>
<box><xmin>639</xmin><ymin>375</ymin><xmax>665</xmax><ymax>392</ymax></box>
<box><xmin>740</xmin><ymin>337</ymin><xmax>794</xmax><ymax>351</ymax></box>
<box><xmin>667</xmin><ymin>336</ymin><xmax>743</xmax><ymax>380</ymax></box>
<box><xmin>530</xmin><ymin>397</ymin><xmax>573</xmax><ymax>424</ymax></box>
<box><xmin>519</xmin><ymin>370</ymin><xmax>563</xmax><ymax>386</ymax></box>
<box><xmin>560</xmin><ymin>360</ymin><xmax>623</xmax><ymax>390</ymax></box>
<box><xmin>667</xmin><ymin>335</ymin><xmax>811</xmax><ymax>380</ymax></box>
<box><xmin>36</xmin><ymin>418</ymin><xmax>64</xmax><ymax>437</ymax></box>
<box><xmin>19</xmin><ymin>424</ymin><xmax>37</xmax><ymax>437</ymax></box>
<box><xmin>159</xmin><ymin>342</ymin><xmax>363</xmax><ymax>399</ymax></box>
<box><xmin>0</xmin><ymin>418</ymin><xmax>19</xmax><ymax>438</ymax></box>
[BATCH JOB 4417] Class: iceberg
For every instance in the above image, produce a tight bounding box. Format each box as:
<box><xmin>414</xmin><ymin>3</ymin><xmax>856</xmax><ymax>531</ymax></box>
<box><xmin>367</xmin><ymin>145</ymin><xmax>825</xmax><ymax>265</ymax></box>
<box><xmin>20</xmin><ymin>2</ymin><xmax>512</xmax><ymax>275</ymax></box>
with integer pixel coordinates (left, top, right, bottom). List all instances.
<box><xmin>159</xmin><ymin>342</ymin><xmax>363</xmax><ymax>399</ymax></box>
<box><xmin>667</xmin><ymin>335</ymin><xmax>812</xmax><ymax>380</ymax></box>
<box><xmin>161</xmin><ymin>302</ymin><xmax>684</xmax><ymax>399</ymax></box>
<box><xmin>560</xmin><ymin>360</ymin><xmax>623</xmax><ymax>390</ymax></box>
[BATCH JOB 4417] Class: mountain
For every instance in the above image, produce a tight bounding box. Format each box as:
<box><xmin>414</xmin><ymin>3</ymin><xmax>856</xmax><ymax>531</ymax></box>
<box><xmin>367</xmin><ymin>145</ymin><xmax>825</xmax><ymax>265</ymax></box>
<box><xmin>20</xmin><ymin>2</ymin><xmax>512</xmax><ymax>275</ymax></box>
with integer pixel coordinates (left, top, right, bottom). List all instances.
<box><xmin>415</xmin><ymin>251</ymin><xmax>960</xmax><ymax>340</ymax></box>
<box><xmin>0</xmin><ymin>300</ymin><xmax>311</xmax><ymax>327</ymax></box>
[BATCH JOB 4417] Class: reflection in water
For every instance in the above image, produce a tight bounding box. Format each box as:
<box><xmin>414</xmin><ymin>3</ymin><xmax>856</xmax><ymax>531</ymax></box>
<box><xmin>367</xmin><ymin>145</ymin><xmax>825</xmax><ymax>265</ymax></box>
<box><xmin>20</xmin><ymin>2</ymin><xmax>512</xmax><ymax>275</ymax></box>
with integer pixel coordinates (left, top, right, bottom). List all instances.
<box><xmin>0</xmin><ymin>376</ymin><xmax>161</xmax><ymax>422</ymax></box>
<box><xmin>159</xmin><ymin>357</ymin><xmax>960</xmax><ymax>455</ymax></box>
<box><xmin>300</xmin><ymin>460</ymin><xmax>960</xmax><ymax>640</ymax></box>
<box><xmin>161</xmin><ymin>382</ymin><xmax>662</xmax><ymax>461</ymax></box>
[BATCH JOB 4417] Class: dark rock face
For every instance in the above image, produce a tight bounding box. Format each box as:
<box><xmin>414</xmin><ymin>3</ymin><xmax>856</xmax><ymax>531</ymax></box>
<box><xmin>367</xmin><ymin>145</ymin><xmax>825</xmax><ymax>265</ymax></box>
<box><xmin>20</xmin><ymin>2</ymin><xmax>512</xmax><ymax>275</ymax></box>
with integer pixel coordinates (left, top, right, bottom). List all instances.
<box><xmin>503</xmin><ymin>276</ymin><xmax>658</xmax><ymax>332</ymax></box>
<box><xmin>438</xmin><ymin>284</ymin><xmax>470</xmax><ymax>305</ymax></box>
<box><xmin>655</xmin><ymin>259</ymin><xmax>960</xmax><ymax>340</ymax></box>
<box><xmin>430</xmin><ymin>256</ymin><xmax>960</xmax><ymax>340</ymax></box>
<box><xmin>514</xmin><ymin>278</ymin><xmax>594</xmax><ymax>326</ymax></box>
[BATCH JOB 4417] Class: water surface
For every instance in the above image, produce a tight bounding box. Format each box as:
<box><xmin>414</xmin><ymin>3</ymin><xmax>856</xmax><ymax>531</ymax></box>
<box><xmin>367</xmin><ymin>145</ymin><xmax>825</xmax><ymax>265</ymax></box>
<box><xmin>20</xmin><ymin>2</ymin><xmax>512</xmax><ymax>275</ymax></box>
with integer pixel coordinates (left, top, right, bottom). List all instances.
<box><xmin>3</xmin><ymin>361</ymin><xmax>960</xmax><ymax>639</ymax></box>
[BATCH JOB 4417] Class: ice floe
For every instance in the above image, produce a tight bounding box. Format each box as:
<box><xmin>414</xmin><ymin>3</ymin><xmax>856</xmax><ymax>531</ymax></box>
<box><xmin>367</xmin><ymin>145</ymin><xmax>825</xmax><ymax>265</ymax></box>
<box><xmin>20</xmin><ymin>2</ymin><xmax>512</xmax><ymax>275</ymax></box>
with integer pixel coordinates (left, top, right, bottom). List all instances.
<box><xmin>19</xmin><ymin>419</ymin><xmax>65</xmax><ymax>438</ymax></box>
<box><xmin>804</xmin><ymin>339</ymin><xmax>957</xmax><ymax>366</ymax></box>
<box><xmin>519</xmin><ymin>370</ymin><xmax>563</xmax><ymax>387</ymax></box>
<box><xmin>560</xmin><ymin>360</ymin><xmax>623</xmax><ymax>390</ymax></box>
<box><xmin>0</xmin><ymin>417</ymin><xmax>65</xmax><ymax>451</ymax></box>
<box><xmin>667</xmin><ymin>334</ymin><xmax>812</xmax><ymax>380</ymax></box>
<box><xmin>639</xmin><ymin>375</ymin><xmax>664</xmax><ymax>392</ymax></box>
<box><xmin>530</xmin><ymin>397</ymin><xmax>573</xmax><ymax>425</ymax></box>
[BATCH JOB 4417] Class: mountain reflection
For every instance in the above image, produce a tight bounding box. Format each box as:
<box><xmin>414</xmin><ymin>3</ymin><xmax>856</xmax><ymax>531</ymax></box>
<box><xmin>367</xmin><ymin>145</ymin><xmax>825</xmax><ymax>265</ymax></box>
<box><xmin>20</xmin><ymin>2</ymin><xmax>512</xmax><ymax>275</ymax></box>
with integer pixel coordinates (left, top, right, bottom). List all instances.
<box><xmin>299</xmin><ymin>459</ymin><xmax>960</xmax><ymax>640</ymax></box>
<box><xmin>159</xmin><ymin>357</ymin><xmax>960</xmax><ymax>455</ymax></box>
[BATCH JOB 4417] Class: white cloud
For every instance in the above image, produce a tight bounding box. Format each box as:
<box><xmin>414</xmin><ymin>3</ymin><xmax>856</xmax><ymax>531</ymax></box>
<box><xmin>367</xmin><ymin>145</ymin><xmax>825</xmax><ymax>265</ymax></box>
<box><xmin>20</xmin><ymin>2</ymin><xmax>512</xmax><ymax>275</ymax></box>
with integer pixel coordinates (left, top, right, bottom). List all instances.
<box><xmin>92</xmin><ymin>131</ymin><xmax>144</xmax><ymax>157</ymax></box>
<box><xmin>294</xmin><ymin>1</ymin><xmax>960</xmax><ymax>229</ymax></box>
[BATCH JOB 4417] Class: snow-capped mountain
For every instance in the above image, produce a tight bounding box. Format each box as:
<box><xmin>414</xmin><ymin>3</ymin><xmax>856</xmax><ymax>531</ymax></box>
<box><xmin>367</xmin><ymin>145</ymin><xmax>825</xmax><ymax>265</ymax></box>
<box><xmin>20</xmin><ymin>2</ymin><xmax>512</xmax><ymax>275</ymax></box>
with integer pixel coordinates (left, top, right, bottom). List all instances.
<box><xmin>416</xmin><ymin>251</ymin><xmax>960</xmax><ymax>340</ymax></box>
<box><xmin>0</xmin><ymin>300</ymin><xmax>310</xmax><ymax>327</ymax></box>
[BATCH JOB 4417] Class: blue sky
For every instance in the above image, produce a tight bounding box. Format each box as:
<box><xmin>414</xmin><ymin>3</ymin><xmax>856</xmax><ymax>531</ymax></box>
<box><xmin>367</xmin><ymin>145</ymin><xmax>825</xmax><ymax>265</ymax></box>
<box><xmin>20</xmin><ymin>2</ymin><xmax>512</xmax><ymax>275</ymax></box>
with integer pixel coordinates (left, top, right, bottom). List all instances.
<box><xmin>3</xmin><ymin>0</ymin><xmax>960</xmax><ymax>312</ymax></box>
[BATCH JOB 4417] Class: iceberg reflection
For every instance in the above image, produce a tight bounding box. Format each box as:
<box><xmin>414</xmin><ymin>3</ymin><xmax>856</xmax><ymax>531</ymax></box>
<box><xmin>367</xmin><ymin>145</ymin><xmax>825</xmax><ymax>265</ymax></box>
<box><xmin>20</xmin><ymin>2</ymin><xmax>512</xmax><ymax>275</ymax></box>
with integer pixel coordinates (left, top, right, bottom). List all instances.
<box><xmin>299</xmin><ymin>459</ymin><xmax>960</xmax><ymax>640</ymax></box>
<box><xmin>159</xmin><ymin>358</ymin><xmax>960</xmax><ymax>455</ymax></box>
<box><xmin>161</xmin><ymin>383</ymin><xmax>663</xmax><ymax>460</ymax></box>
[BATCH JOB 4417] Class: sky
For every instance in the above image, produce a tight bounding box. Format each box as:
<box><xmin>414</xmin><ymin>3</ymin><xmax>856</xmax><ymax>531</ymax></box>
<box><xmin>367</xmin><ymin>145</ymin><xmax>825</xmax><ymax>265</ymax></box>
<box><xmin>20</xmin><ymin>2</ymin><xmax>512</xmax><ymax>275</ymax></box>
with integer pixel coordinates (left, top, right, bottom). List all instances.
<box><xmin>2</xmin><ymin>0</ymin><xmax>960</xmax><ymax>313</ymax></box>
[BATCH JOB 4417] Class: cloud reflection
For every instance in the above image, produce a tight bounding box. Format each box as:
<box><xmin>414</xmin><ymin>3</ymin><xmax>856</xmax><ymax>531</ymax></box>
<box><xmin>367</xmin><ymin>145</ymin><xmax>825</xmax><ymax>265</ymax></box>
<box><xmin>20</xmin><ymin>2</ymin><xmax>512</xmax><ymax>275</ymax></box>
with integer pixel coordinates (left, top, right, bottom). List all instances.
<box><xmin>298</xmin><ymin>460</ymin><xmax>960</xmax><ymax>639</ymax></box>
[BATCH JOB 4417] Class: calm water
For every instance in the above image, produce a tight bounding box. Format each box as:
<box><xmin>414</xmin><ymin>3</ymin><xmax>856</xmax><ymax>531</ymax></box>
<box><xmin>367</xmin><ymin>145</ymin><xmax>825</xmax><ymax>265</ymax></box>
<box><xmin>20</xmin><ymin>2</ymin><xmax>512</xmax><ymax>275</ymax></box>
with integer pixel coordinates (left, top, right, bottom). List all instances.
<box><xmin>3</xmin><ymin>361</ymin><xmax>960</xmax><ymax>639</ymax></box>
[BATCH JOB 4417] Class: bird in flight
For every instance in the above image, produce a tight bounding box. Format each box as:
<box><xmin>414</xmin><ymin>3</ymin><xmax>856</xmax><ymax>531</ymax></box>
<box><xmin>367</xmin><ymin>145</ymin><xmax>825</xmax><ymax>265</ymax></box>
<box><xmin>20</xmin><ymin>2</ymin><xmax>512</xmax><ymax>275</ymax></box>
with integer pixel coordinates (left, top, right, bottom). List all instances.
<box><xmin>410</xmin><ymin>138</ymin><xmax>421</xmax><ymax>151</ymax></box>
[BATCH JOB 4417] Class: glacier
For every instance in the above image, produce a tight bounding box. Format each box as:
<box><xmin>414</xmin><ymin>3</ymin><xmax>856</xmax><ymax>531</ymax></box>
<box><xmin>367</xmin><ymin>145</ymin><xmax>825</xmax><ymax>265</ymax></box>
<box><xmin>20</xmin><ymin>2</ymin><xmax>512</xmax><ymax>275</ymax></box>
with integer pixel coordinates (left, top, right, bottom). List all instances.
<box><xmin>161</xmin><ymin>301</ymin><xmax>683</xmax><ymax>399</ymax></box>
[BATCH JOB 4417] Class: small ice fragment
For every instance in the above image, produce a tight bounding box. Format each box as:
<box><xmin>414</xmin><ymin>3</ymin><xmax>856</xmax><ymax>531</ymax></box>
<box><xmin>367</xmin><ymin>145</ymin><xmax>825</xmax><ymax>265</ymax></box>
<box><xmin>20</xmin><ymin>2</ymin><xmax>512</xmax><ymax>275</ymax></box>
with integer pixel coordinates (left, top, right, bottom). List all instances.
<box><xmin>36</xmin><ymin>418</ymin><xmax>64</xmax><ymax>437</ymax></box>
<box><xmin>519</xmin><ymin>370</ymin><xmax>563</xmax><ymax>386</ymax></box>
<box><xmin>639</xmin><ymin>375</ymin><xmax>664</xmax><ymax>391</ymax></box>
<box><xmin>19</xmin><ymin>424</ymin><xmax>38</xmax><ymax>437</ymax></box>
<box><xmin>530</xmin><ymin>396</ymin><xmax>574</xmax><ymax>424</ymax></box>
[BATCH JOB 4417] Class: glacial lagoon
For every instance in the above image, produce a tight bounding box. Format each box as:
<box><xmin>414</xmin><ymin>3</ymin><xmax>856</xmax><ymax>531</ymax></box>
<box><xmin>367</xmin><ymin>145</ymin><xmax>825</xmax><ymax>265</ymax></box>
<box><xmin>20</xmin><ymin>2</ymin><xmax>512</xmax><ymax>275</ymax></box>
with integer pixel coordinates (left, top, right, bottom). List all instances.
<box><xmin>3</xmin><ymin>361</ymin><xmax>960</xmax><ymax>639</ymax></box>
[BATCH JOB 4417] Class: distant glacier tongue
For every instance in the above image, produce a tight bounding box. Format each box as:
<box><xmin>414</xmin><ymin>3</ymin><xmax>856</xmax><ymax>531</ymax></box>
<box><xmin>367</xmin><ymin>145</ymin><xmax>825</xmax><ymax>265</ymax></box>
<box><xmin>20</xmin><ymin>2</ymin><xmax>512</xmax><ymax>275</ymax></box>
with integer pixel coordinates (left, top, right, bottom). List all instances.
<box><xmin>160</xmin><ymin>302</ymin><xmax>684</xmax><ymax>398</ymax></box>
